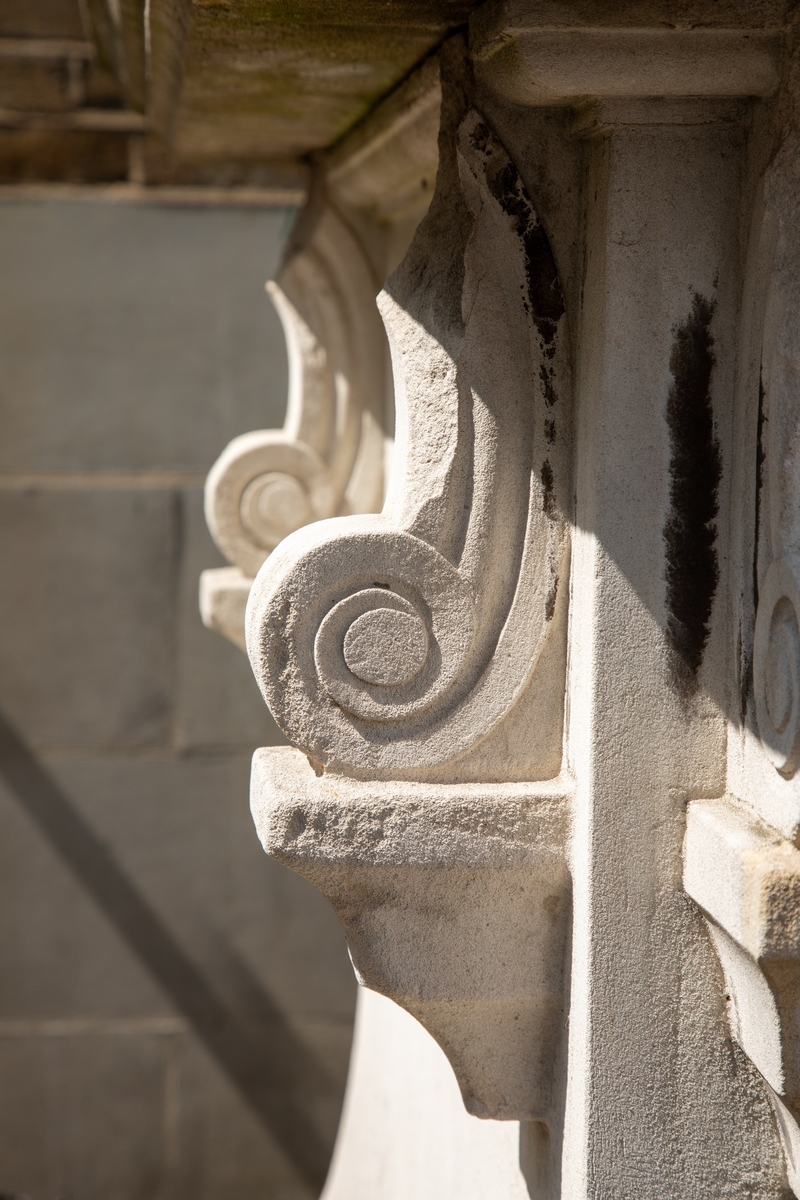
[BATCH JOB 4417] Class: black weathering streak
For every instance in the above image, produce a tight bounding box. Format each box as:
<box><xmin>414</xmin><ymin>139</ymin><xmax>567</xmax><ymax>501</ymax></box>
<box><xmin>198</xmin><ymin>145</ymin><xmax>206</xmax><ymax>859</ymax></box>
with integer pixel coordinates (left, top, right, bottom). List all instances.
<box><xmin>753</xmin><ymin>370</ymin><xmax>766</xmax><ymax>618</ymax></box>
<box><xmin>541</xmin><ymin>459</ymin><xmax>556</xmax><ymax>517</ymax></box>
<box><xmin>466</xmin><ymin>113</ymin><xmax>565</xmax><ymax>462</ymax></box>
<box><xmin>741</xmin><ymin>371</ymin><xmax>767</xmax><ymax>720</ymax></box>
<box><xmin>663</xmin><ymin>292</ymin><xmax>722</xmax><ymax>694</ymax></box>
<box><xmin>478</xmin><ymin>144</ymin><xmax>565</xmax><ymax>347</ymax></box>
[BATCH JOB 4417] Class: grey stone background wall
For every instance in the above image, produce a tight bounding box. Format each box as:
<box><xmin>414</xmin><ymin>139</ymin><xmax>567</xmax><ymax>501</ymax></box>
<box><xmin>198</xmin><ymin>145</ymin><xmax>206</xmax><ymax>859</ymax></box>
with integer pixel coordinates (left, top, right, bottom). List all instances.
<box><xmin>0</xmin><ymin>198</ymin><xmax>356</xmax><ymax>1200</ymax></box>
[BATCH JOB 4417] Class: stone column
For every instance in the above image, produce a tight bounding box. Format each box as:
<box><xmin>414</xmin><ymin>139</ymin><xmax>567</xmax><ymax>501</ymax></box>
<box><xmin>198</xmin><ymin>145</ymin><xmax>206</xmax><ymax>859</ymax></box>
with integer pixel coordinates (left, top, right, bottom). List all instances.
<box><xmin>562</xmin><ymin>97</ymin><xmax>764</xmax><ymax>1197</ymax></box>
<box><xmin>243</xmin><ymin>7</ymin><xmax>800</xmax><ymax>1198</ymax></box>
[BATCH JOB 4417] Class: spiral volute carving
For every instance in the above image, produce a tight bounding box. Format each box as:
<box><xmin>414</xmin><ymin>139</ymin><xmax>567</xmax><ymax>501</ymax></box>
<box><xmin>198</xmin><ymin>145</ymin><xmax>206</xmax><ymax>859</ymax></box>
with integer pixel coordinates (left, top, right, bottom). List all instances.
<box><xmin>754</xmin><ymin>560</ymin><xmax>800</xmax><ymax>778</ymax></box>
<box><xmin>204</xmin><ymin>431</ymin><xmax>330</xmax><ymax>579</ymax></box>
<box><xmin>247</xmin><ymin>522</ymin><xmax>476</xmax><ymax>742</ymax></box>
<box><xmin>245</xmin><ymin>97</ymin><xmax>572</xmax><ymax>777</ymax></box>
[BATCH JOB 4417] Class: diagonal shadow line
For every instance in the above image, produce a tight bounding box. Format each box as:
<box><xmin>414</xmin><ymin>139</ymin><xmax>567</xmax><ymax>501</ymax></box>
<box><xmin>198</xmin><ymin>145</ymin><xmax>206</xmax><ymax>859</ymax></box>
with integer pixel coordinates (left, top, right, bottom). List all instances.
<box><xmin>0</xmin><ymin>708</ymin><xmax>331</xmax><ymax>1193</ymax></box>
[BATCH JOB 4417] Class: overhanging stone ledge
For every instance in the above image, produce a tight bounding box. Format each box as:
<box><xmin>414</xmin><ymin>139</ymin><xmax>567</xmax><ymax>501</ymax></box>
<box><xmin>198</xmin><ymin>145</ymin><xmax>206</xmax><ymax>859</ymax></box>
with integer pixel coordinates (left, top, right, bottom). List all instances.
<box><xmin>251</xmin><ymin>746</ymin><xmax>572</xmax><ymax>1122</ymax></box>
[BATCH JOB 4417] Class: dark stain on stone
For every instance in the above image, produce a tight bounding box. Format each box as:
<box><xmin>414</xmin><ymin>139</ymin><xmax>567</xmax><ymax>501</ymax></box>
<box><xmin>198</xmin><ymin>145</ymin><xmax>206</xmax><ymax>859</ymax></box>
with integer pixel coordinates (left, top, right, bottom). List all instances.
<box><xmin>545</xmin><ymin>574</ymin><xmax>559</xmax><ymax>621</ymax></box>
<box><xmin>539</xmin><ymin>362</ymin><xmax>558</xmax><ymax>408</ymax></box>
<box><xmin>541</xmin><ymin>459</ymin><xmax>555</xmax><ymax>517</ymax></box>
<box><xmin>545</xmin><ymin>419</ymin><xmax>556</xmax><ymax>445</ymax></box>
<box><xmin>741</xmin><ymin>371</ymin><xmax>767</xmax><ymax>721</ymax></box>
<box><xmin>753</xmin><ymin>369</ymin><xmax>766</xmax><ymax>618</ymax></box>
<box><xmin>663</xmin><ymin>292</ymin><xmax>721</xmax><ymax>694</ymax></box>
<box><xmin>468</xmin><ymin>117</ymin><xmax>565</xmax><ymax>349</ymax></box>
<box><xmin>738</xmin><ymin>625</ymin><xmax>749</xmax><ymax>725</ymax></box>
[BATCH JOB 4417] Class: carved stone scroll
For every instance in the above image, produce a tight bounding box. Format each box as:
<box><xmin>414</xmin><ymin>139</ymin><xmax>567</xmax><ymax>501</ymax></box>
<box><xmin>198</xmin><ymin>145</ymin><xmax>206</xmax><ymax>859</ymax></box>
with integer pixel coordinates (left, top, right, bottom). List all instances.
<box><xmin>200</xmin><ymin>195</ymin><xmax>388</xmax><ymax>649</ymax></box>
<box><xmin>246</xmin><ymin>57</ymin><xmax>573</xmax><ymax>1124</ymax></box>
<box><xmin>246</xmin><ymin>103</ymin><xmax>571</xmax><ymax>780</ymax></box>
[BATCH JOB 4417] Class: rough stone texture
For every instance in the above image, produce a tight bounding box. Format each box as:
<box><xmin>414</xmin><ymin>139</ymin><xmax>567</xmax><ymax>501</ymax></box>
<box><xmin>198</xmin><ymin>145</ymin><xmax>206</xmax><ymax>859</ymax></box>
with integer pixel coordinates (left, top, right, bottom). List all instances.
<box><xmin>252</xmin><ymin>747</ymin><xmax>570</xmax><ymax>1120</ymax></box>
<box><xmin>0</xmin><ymin>199</ymin><xmax>355</xmax><ymax>1197</ymax></box>
<box><xmin>0</xmin><ymin>199</ymin><xmax>290</xmax><ymax>472</ymax></box>
<box><xmin>174</xmin><ymin>0</ymin><xmax>478</xmax><ymax>167</ymax></box>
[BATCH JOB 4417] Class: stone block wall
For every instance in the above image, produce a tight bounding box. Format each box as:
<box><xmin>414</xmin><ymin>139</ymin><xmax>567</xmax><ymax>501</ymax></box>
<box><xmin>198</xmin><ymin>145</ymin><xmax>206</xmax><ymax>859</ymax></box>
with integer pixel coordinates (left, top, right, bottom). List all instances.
<box><xmin>0</xmin><ymin>198</ymin><xmax>356</xmax><ymax>1200</ymax></box>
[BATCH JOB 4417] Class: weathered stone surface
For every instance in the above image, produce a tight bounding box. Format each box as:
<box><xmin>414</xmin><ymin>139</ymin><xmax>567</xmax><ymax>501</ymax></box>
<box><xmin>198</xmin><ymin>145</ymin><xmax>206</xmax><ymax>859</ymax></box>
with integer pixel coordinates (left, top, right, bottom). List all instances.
<box><xmin>180</xmin><ymin>489</ymin><xmax>284</xmax><ymax>748</ymax></box>
<box><xmin>0</xmin><ymin>199</ymin><xmax>289</xmax><ymax>472</ymax></box>
<box><xmin>0</xmin><ymin>488</ymin><xmax>178</xmax><ymax>748</ymax></box>
<box><xmin>0</xmin><ymin>193</ymin><xmax>355</xmax><ymax>1195</ymax></box>
<box><xmin>0</xmin><ymin>1029</ymin><xmax>168</xmax><ymax>1200</ymax></box>
<box><xmin>175</xmin><ymin>1</ymin><xmax>478</xmax><ymax>165</ymax></box>
<box><xmin>252</xmin><ymin>747</ymin><xmax>570</xmax><ymax>1119</ymax></box>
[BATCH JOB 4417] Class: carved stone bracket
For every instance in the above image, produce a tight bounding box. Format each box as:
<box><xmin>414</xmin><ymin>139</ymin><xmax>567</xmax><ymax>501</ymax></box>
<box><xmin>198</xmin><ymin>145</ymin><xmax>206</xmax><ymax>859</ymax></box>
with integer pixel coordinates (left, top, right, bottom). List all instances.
<box><xmin>246</xmin><ymin>94</ymin><xmax>572</xmax><ymax>781</ymax></box>
<box><xmin>251</xmin><ymin>746</ymin><xmax>571</xmax><ymax>1121</ymax></box>
<box><xmin>201</xmin><ymin>195</ymin><xmax>388</xmax><ymax>648</ymax></box>
<box><xmin>243</xmin><ymin>44</ymin><xmax>573</xmax><ymax>1119</ymax></box>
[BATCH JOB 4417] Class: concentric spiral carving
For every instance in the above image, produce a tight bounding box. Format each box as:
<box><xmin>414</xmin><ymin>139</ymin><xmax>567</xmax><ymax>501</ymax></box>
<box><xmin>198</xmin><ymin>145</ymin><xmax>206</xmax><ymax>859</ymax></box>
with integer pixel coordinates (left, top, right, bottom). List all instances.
<box><xmin>246</xmin><ymin>102</ymin><xmax>572</xmax><ymax>777</ymax></box>
<box><xmin>240</xmin><ymin>471</ymin><xmax>315</xmax><ymax>548</ymax></box>
<box><xmin>255</xmin><ymin>524</ymin><xmax>475</xmax><ymax>737</ymax></box>
<box><xmin>205</xmin><ymin>432</ymin><xmax>330</xmax><ymax>578</ymax></box>
<box><xmin>754</xmin><ymin>560</ymin><xmax>800</xmax><ymax>778</ymax></box>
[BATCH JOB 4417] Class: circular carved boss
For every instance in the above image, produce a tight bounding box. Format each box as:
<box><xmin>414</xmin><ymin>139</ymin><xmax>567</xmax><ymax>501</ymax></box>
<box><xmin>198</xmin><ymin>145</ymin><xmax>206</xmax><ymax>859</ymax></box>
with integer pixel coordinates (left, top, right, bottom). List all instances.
<box><xmin>205</xmin><ymin>432</ymin><xmax>328</xmax><ymax>578</ymax></box>
<box><xmin>754</xmin><ymin>559</ymin><xmax>800</xmax><ymax>778</ymax></box>
<box><xmin>252</xmin><ymin>527</ymin><xmax>476</xmax><ymax>736</ymax></box>
<box><xmin>311</xmin><ymin>534</ymin><xmax>474</xmax><ymax>724</ymax></box>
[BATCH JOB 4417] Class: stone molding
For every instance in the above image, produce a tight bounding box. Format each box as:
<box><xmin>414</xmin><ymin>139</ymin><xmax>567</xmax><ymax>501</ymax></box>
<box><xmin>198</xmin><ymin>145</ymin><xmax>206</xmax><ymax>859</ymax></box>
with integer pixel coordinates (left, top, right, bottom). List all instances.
<box><xmin>251</xmin><ymin>747</ymin><xmax>571</xmax><ymax>1121</ymax></box>
<box><xmin>472</xmin><ymin>22</ymin><xmax>782</xmax><ymax>106</ymax></box>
